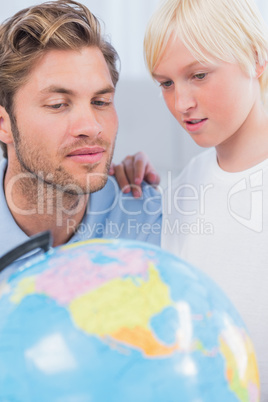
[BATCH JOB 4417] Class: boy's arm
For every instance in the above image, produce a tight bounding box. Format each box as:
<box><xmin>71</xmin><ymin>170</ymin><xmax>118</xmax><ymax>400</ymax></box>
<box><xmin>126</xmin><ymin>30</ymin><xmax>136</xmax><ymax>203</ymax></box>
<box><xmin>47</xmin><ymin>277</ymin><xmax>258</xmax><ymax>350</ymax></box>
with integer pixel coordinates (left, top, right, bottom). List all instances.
<box><xmin>109</xmin><ymin>151</ymin><xmax>160</xmax><ymax>198</ymax></box>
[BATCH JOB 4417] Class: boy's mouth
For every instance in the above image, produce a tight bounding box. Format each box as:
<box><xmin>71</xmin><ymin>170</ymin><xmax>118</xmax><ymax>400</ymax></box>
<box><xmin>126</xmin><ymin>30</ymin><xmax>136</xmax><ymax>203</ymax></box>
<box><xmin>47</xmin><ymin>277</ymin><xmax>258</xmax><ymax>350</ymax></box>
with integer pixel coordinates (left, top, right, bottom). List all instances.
<box><xmin>185</xmin><ymin>118</ymin><xmax>207</xmax><ymax>124</ymax></box>
<box><xmin>184</xmin><ymin>118</ymin><xmax>208</xmax><ymax>132</ymax></box>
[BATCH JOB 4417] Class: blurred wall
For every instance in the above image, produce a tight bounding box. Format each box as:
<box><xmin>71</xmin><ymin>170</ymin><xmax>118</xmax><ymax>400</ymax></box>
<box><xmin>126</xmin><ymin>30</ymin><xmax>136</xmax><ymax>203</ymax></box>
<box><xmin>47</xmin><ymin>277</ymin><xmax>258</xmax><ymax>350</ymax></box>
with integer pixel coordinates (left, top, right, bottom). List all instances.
<box><xmin>1</xmin><ymin>0</ymin><xmax>267</xmax><ymax>185</ymax></box>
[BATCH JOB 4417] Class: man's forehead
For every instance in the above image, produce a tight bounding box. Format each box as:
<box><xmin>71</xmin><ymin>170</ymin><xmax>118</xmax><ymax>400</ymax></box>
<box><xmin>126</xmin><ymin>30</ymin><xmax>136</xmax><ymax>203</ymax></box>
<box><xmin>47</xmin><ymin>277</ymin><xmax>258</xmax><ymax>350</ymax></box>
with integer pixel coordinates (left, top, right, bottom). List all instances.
<box><xmin>18</xmin><ymin>47</ymin><xmax>115</xmax><ymax>96</ymax></box>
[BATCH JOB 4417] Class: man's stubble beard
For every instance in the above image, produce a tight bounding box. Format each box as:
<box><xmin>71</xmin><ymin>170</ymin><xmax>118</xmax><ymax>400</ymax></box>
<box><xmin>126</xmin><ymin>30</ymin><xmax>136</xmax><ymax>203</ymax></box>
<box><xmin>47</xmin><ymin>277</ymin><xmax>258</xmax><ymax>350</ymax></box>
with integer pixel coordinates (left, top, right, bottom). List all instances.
<box><xmin>10</xmin><ymin>115</ymin><xmax>116</xmax><ymax>198</ymax></box>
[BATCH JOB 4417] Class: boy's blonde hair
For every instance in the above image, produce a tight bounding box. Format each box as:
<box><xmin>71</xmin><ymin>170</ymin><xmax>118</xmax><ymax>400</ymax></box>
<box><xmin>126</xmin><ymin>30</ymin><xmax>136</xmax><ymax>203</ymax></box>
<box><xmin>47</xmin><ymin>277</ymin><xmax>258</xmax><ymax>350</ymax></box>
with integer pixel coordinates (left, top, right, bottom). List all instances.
<box><xmin>0</xmin><ymin>0</ymin><xmax>119</xmax><ymax>159</ymax></box>
<box><xmin>144</xmin><ymin>0</ymin><xmax>268</xmax><ymax>105</ymax></box>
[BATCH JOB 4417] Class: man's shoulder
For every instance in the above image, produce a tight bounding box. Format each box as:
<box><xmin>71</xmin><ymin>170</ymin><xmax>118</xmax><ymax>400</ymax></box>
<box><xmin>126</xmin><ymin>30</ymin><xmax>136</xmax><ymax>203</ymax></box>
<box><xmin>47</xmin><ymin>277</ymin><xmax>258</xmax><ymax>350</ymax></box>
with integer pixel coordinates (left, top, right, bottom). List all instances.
<box><xmin>80</xmin><ymin>176</ymin><xmax>162</xmax><ymax>246</ymax></box>
<box><xmin>90</xmin><ymin>176</ymin><xmax>161</xmax><ymax>214</ymax></box>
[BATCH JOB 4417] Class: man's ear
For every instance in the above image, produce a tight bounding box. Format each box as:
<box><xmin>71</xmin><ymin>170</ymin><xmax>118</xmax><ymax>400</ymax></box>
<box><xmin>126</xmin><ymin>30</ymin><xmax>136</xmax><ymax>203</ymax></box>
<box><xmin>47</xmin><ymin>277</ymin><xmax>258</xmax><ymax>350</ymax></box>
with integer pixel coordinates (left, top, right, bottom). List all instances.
<box><xmin>256</xmin><ymin>61</ymin><xmax>268</xmax><ymax>78</ymax></box>
<box><xmin>0</xmin><ymin>106</ymin><xmax>13</xmax><ymax>145</ymax></box>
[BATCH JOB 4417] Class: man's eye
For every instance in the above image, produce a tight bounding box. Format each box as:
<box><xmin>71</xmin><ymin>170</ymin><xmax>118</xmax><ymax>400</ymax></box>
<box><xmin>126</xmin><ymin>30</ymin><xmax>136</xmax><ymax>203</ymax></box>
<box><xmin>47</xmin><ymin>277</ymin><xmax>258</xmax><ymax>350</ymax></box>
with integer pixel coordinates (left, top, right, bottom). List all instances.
<box><xmin>160</xmin><ymin>80</ymin><xmax>173</xmax><ymax>89</ymax></box>
<box><xmin>92</xmin><ymin>100</ymin><xmax>111</xmax><ymax>107</ymax></box>
<box><xmin>48</xmin><ymin>103</ymin><xmax>65</xmax><ymax>109</ymax></box>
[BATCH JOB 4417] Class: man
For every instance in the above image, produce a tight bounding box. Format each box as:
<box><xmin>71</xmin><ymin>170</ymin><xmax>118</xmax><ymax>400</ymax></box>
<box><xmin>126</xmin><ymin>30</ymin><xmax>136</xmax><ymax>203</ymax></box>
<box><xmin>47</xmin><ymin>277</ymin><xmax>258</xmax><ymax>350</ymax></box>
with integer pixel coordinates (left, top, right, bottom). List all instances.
<box><xmin>0</xmin><ymin>0</ymin><xmax>161</xmax><ymax>264</ymax></box>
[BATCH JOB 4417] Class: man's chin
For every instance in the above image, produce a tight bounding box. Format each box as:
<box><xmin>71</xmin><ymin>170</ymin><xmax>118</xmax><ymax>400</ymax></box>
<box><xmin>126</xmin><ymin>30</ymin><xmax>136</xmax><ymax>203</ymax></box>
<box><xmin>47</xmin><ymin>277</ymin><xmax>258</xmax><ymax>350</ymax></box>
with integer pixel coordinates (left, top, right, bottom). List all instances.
<box><xmin>82</xmin><ymin>173</ymin><xmax>109</xmax><ymax>195</ymax></box>
<box><xmin>54</xmin><ymin>173</ymin><xmax>109</xmax><ymax>196</ymax></box>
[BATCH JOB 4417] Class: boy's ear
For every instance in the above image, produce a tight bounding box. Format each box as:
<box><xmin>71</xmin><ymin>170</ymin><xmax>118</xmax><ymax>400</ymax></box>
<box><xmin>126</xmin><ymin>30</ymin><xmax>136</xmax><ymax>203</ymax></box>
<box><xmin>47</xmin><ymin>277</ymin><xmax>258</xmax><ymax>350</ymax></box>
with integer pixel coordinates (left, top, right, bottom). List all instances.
<box><xmin>256</xmin><ymin>61</ymin><xmax>267</xmax><ymax>78</ymax></box>
<box><xmin>0</xmin><ymin>106</ymin><xmax>13</xmax><ymax>145</ymax></box>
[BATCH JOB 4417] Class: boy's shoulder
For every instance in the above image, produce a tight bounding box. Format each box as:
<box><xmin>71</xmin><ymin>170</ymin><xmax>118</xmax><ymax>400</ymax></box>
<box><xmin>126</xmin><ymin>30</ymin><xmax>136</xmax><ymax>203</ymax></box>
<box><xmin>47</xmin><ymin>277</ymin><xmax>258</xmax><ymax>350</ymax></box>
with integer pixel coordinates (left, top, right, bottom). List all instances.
<box><xmin>186</xmin><ymin>148</ymin><xmax>216</xmax><ymax>169</ymax></box>
<box><xmin>172</xmin><ymin>148</ymin><xmax>216</xmax><ymax>186</ymax></box>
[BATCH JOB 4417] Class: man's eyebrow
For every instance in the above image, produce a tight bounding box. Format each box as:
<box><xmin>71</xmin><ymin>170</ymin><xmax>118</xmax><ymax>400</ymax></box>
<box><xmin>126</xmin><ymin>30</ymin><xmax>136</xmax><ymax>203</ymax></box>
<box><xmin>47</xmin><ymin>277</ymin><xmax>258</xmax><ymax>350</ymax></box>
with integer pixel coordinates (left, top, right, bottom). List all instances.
<box><xmin>94</xmin><ymin>86</ymin><xmax>115</xmax><ymax>96</ymax></box>
<box><xmin>40</xmin><ymin>85</ymin><xmax>115</xmax><ymax>96</ymax></box>
<box><xmin>40</xmin><ymin>86</ymin><xmax>75</xmax><ymax>95</ymax></box>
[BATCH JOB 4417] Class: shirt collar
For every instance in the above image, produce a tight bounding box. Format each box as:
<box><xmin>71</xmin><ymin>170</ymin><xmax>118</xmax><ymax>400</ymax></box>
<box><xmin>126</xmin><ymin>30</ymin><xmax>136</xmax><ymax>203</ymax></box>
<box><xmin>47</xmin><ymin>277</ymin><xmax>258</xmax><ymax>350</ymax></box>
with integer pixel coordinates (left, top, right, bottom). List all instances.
<box><xmin>0</xmin><ymin>159</ymin><xmax>30</xmax><ymax>257</ymax></box>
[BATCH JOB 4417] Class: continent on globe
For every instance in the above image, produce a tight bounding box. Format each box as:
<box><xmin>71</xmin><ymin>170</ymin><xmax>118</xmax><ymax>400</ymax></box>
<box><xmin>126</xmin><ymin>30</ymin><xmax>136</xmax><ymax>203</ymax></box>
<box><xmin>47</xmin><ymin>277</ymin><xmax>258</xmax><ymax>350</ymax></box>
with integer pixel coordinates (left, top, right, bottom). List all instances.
<box><xmin>0</xmin><ymin>239</ymin><xmax>260</xmax><ymax>402</ymax></box>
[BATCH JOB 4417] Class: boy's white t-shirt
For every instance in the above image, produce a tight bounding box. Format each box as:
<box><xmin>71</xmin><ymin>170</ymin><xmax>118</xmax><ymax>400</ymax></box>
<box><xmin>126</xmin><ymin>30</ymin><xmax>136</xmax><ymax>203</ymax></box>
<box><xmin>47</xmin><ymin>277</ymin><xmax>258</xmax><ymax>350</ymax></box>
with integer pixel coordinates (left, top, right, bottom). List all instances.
<box><xmin>162</xmin><ymin>148</ymin><xmax>268</xmax><ymax>400</ymax></box>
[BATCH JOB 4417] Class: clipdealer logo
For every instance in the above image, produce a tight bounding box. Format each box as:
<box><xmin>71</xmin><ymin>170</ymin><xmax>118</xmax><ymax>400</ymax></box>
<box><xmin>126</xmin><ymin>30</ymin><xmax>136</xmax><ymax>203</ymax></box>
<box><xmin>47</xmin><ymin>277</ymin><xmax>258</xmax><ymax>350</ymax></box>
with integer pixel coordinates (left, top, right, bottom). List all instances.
<box><xmin>227</xmin><ymin>170</ymin><xmax>263</xmax><ymax>233</ymax></box>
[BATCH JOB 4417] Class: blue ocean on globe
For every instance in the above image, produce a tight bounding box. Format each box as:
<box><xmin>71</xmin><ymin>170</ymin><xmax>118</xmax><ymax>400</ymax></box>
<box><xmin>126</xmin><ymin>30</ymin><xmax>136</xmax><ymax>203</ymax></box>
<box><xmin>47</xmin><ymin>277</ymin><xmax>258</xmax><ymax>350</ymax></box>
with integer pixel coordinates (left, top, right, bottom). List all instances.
<box><xmin>0</xmin><ymin>239</ymin><xmax>260</xmax><ymax>402</ymax></box>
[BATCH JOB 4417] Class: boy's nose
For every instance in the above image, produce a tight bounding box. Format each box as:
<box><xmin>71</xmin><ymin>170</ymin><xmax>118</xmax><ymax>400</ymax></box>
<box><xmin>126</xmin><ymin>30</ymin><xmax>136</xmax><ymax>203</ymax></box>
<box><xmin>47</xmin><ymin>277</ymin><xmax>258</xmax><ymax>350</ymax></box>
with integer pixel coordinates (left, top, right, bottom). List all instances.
<box><xmin>174</xmin><ymin>85</ymin><xmax>196</xmax><ymax>114</ymax></box>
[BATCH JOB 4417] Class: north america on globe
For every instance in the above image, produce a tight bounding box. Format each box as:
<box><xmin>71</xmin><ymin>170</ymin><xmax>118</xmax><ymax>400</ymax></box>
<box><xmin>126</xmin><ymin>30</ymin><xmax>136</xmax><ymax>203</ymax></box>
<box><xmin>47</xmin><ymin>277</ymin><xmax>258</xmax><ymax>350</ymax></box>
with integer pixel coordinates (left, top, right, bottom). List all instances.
<box><xmin>0</xmin><ymin>239</ymin><xmax>260</xmax><ymax>402</ymax></box>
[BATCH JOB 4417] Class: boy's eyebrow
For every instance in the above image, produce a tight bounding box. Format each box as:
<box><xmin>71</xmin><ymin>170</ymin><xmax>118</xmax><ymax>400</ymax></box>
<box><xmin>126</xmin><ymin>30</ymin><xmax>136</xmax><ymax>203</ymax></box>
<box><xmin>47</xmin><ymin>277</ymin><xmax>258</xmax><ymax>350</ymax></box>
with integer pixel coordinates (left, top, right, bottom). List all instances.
<box><xmin>40</xmin><ymin>85</ymin><xmax>115</xmax><ymax>96</ymax></box>
<box><xmin>184</xmin><ymin>61</ymin><xmax>205</xmax><ymax>70</ymax></box>
<box><xmin>152</xmin><ymin>61</ymin><xmax>206</xmax><ymax>79</ymax></box>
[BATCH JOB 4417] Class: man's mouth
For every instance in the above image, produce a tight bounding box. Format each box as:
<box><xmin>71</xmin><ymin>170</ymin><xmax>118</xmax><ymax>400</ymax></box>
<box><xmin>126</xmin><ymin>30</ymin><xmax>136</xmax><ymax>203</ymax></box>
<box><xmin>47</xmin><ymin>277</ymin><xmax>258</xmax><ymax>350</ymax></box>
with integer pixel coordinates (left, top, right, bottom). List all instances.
<box><xmin>67</xmin><ymin>147</ymin><xmax>105</xmax><ymax>164</ymax></box>
<box><xmin>67</xmin><ymin>147</ymin><xmax>105</xmax><ymax>156</ymax></box>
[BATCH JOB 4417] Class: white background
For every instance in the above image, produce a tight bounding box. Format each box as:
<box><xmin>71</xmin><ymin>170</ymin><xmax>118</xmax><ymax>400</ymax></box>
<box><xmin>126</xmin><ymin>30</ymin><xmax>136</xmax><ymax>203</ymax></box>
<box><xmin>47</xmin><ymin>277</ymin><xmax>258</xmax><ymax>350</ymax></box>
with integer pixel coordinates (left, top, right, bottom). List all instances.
<box><xmin>1</xmin><ymin>0</ymin><xmax>268</xmax><ymax>183</ymax></box>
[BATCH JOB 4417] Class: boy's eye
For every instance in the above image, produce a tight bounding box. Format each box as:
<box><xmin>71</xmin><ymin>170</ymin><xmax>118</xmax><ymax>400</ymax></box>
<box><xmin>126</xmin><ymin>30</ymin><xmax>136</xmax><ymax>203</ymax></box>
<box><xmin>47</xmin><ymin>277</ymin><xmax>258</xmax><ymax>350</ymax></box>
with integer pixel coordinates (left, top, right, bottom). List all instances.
<box><xmin>194</xmin><ymin>73</ymin><xmax>207</xmax><ymax>80</ymax></box>
<box><xmin>160</xmin><ymin>80</ymin><xmax>173</xmax><ymax>89</ymax></box>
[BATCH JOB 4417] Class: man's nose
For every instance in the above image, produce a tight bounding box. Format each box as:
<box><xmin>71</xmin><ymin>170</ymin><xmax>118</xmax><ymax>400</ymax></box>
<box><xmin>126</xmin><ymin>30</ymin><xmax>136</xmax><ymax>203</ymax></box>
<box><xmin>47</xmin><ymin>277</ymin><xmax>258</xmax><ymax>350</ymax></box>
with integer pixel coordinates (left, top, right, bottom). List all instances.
<box><xmin>69</xmin><ymin>106</ymin><xmax>102</xmax><ymax>138</ymax></box>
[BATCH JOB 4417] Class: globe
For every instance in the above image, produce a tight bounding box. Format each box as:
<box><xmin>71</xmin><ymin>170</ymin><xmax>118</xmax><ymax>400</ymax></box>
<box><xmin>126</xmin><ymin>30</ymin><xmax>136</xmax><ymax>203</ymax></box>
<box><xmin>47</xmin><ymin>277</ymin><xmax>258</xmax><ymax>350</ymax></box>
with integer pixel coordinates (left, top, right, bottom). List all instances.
<box><xmin>0</xmin><ymin>239</ymin><xmax>259</xmax><ymax>402</ymax></box>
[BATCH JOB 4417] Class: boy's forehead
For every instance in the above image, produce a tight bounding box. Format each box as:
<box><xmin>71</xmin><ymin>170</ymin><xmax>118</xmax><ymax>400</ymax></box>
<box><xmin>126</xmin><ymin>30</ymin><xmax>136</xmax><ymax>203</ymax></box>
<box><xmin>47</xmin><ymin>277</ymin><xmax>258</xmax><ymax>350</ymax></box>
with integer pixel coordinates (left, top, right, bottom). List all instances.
<box><xmin>153</xmin><ymin>35</ymin><xmax>210</xmax><ymax>76</ymax></box>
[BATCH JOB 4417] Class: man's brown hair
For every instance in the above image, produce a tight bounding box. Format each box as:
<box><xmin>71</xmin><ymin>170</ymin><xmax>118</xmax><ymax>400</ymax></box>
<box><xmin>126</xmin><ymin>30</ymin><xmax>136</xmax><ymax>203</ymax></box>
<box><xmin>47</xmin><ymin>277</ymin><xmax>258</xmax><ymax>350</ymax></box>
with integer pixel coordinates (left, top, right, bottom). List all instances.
<box><xmin>0</xmin><ymin>0</ymin><xmax>120</xmax><ymax>158</ymax></box>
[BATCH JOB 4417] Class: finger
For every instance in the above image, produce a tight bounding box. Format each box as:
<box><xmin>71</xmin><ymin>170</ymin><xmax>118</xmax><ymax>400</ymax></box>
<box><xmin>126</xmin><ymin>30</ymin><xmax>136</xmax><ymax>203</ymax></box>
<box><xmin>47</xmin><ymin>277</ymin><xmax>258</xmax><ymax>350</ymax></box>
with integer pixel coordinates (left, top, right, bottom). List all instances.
<box><xmin>113</xmin><ymin>163</ymin><xmax>142</xmax><ymax>198</ymax></box>
<box><xmin>122</xmin><ymin>156</ymin><xmax>136</xmax><ymax>186</ymax></box>
<box><xmin>108</xmin><ymin>162</ymin><xmax>115</xmax><ymax>175</ymax></box>
<box><xmin>131</xmin><ymin>183</ymin><xmax>142</xmax><ymax>198</ymax></box>
<box><xmin>133</xmin><ymin>152</ymin><xmax>149</xmax><ymax>185</ymax></box>
<box><xmin>144</xmin><ymin>167</ymin><xmax>161</xmax><ymax>185</ymax></box>
<box><xmin>113</xmin><ymin>163</ymin><xmax>132</xmax><ymax>193</ymax></box>
<box><xmin>120</xmin><ymin>156</ymin><xmax>142</xmax><ymax>198</ymax></box>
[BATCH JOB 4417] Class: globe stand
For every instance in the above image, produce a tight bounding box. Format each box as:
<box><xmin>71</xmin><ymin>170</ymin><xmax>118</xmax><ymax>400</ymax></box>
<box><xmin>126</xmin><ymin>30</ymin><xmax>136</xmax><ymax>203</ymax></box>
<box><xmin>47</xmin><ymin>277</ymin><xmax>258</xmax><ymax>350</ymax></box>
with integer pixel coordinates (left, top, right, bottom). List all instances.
<box><xmin>0</xmin><ymin>231</ymin><xmax>52</xmax><ymax>273</ymax></box>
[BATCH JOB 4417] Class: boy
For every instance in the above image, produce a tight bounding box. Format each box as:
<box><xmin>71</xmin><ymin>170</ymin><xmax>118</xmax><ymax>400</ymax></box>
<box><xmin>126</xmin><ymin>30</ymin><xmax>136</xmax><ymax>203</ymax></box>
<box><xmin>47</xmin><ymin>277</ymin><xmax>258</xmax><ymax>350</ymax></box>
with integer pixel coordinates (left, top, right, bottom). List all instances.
<box><xmin>115</xmin><ymin>0</ymin><xmax>268</xmax><ymax>398</ymax></box>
